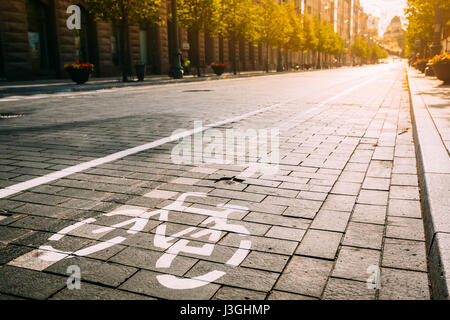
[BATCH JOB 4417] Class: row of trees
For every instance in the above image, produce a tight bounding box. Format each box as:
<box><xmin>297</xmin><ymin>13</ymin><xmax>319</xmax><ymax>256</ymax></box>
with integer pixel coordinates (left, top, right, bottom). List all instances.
<box><xmin>404</xmin><ymin>0</ymin><xmax>450</xmax><ymax>58</ymax></box>
<box><xmin>351</xmin><ymin>37</ymin><xmax>389</xmax><ymax>64</ymax></box>
<box><xmin>83</xmin><ymin>0</ymin><xmax>357</xmax><ymax>80</ymax></box>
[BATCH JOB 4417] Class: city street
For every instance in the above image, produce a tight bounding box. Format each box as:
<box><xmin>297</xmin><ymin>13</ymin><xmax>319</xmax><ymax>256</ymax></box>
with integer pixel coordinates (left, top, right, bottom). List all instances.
<box><xmin>0</xmin><ymin>62</ymin><xmax>432</xmax><ymax>300</ymax></box>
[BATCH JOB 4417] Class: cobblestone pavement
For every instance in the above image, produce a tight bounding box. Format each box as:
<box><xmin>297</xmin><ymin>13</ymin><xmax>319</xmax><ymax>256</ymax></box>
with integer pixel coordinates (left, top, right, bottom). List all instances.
<box><xmin>0</xmin><ymin>62</ymin><xmax>431</xmax><ymax>300</ymax></box>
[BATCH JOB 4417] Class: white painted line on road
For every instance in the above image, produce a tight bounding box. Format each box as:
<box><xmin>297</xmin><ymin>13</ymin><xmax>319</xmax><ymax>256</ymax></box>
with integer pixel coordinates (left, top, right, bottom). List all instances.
<box><xmin>0</xmin><ymin>72</ymin><xmax>386</xmax><ymax>199</ymax></box>
<box><xmin>0</xmin><ymin>103</ymin><xmax>284</xmax><ymax>199</ymax></box>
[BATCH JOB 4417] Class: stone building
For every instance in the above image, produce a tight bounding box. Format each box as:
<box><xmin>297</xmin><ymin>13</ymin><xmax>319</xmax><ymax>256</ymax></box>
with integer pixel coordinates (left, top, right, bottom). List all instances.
<box><xmin>0</xmin><ymin>0</ymin><xmax>268</xmax><ymax>81</ymax></box>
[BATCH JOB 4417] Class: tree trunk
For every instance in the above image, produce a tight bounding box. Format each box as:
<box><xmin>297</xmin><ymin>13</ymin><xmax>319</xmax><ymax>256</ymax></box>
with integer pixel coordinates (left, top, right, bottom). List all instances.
<box><xmin>232</xmin><ymin>36</ymin><xmax>237</xmax><ymax>75</ymax></box>
<box><xmin>119</xmin><ymin>19</ymin><xmax>130</xmax><ymax>82</ymax></box>
<box><xmin>265</xmin><ymin>42</ymin><xmax>269</xmax><ymax>72</ymax></box>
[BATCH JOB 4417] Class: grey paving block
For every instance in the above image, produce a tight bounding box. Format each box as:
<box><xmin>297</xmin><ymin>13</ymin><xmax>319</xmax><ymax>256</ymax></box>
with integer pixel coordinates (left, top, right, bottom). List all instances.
<box><xmin>185</xmin><ymin>261</ymin><xmax>279</xmax><ymax>292</ymax></box>
<box><xmin>321</xmin><ymin>194</ymin><xmax>356</xmax><ymax>212</ymax></box>
<box><xmin>119</xmin><ymin>269</ymin><xmax>220</xmax><ymax>299</ymax></box>
<box><xmin>295</xmin><ymin>229</ymin><xmax>342</xmax><ymax>260</ymax></box>
<box><xmin>50</xmin><ymin>282</ymin><xmax>154</xmax><ymax>300</ymax></box>
<box><xmin>219</xmin><ymin>233</ymin><xmax>298</xmax><ymax>255</ymax></box>
<box><xmin>332</xmin><ymin>246</ymin><xmax>380</xmax><ymax>282</ymax></box>
<box><xmin>379</xmin><ymin>268</ymin><xmax>430</xmax><ymax>300</ymax></box>
<box><xmin>213</xmin><ymin>286</ymin><xmax>266</xmax><ymax>300</ymax></box>
<box><xmin>241</xmin><ymin>251</ymin><xmax>289</xmax><ymax>273</ymax></box>
<box><xmin>323</xmin><ymin>278</ymin><xmax>376</xmax><ymax>300</ymax></box>
<box><xmin>244</xmin><ymin>211</ymin><xmax>310</xmax><ymax>229</ymax></box>
<box><xmin>386</xmin><ymin>216</ymin><xmax>425</xmax><ymax>241</ymax></box>
<box><xmin>310</xmin><ymin>210</ymin><xmax>351</xmax><ymax>233</ymax></box>
<box><xmin>382</xmin><ymin>238</ymin><xmax>427</xmax><ymax>272</ymax></box>
<box><xmin>388</xmin><ymin>199</ymin><xmax>422</xmax><ymax>218</ymax></box>
<box><xmin>267</xmin><ymin>290</ymin><xmax>317</xmax><ymax>300</ymax></box>
<box><xmin>389</xmin><ymin>186</ymin><xmax>420</xmax><ymax>200</ymax></box>
<box><xmin>342</xmin><ymin>222</ymin><xmax>384</xmax><ymax>250</ymax></box>
<box><xmin>357</xmin><ymin>190</ymin><xmax>389</xmax><ymax>206</ymax></box>
<box><xmin>428</xmin><ymin>232</ymin><xmax>450</xmax><ymax>299</ymax></box>
<box><xmin>274</xmin><ymin>256</ymin><xmax>333</xmax><ymax>298</ymax></box>
<box><xmin>265</xmin><ymin>226</ymin><xmax>306</xmax><ymax>241</ymax></box>
<box><xmin>0</xmin><ymin>265</ymin><xmax>67</xmax><ymax>299</ymax></box>
<box><xmin>351</xmin><ymin>204</ymin><xmax>386</xmax><ymax>225</ymax></box>
<box><xmin>45</xmin><ymin>256</ymin><xmax>138</xmax><ymax>287</ymax></box>
<box><xmin>109</xmin><ymin>246</ymin><xmax>198</xmax><ymax>276</ymax></box>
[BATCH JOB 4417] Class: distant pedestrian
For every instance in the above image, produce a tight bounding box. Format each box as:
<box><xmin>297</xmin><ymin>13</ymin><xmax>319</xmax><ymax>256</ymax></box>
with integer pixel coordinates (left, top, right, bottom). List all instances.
<box><xmin>184</xmin><ymin>58</ymin><xmax>191</xmax><ymax>75</ymax></box>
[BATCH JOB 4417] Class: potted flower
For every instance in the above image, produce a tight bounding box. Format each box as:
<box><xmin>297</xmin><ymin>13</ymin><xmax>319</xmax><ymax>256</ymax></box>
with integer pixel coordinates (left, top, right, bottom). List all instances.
<box><xmin>64</xmin><ymin>63</ymin><xmax>94</xmax><ymax>84</ymax></box>
<box><xmin>431</xmin><ymin>53</ymin><xmax>450</xmax><ymax>84</ymax></box>
<box><xmin>414</xmin><ymin>59</ymin><xmax>429</xmax><ymax>73</ymax></box>
<box><xmin>211</xmin><ymin>62</ymin><xmax>226</xmax><ymax>76</ymax></box>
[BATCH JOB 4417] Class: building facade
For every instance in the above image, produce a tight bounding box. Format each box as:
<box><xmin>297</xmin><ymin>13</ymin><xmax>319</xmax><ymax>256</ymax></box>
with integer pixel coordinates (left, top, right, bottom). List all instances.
<box><xmin>0</xmin><ymin>0</ymin><xmax>371</xmax><ymax>81</ymax></box>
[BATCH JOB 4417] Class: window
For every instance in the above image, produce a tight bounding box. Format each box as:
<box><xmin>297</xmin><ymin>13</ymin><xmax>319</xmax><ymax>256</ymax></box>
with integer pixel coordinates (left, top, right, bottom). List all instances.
<box><xmin>26</xmin><ymin>0</ymin><xmax>50</xmax><ymax>69</ymax></box>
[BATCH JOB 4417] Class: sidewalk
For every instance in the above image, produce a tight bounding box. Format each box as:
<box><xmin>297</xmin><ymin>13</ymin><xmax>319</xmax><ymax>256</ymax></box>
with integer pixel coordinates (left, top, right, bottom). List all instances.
<box><xmin>0</xmin><ymin>70</ymin><xmax>270</xmax><ymax>98</ymax></box>
<box><xmin>406</xmin><ymin>67</ymin><xmax>450</xmax><ymax>299</ymax></box>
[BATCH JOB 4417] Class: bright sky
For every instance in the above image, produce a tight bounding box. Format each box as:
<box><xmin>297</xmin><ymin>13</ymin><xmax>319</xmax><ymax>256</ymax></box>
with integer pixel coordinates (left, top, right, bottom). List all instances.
<box><xmin>359</xmin><ymin>0</ymin><xmax>407</xmax><ymax>36</ymax></box>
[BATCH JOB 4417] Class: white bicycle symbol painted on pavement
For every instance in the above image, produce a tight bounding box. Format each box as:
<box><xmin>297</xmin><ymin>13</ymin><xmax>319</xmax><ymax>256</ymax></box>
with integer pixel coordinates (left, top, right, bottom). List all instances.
<box><xmin>37</xmin><ymin>192</ymin><xmax>251</xmax><ymax>290</ymax></box>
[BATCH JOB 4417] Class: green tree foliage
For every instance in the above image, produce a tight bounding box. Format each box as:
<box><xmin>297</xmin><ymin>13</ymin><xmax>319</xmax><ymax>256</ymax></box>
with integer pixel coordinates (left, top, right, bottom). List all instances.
<box><xmin>177</xmin><ymin>0</ymin><xmax>221</xmax><ymax>75</ymax></box>
<box><xmin>85</xmin><ymin>0</ymin><xmax>162</xmax><ymax>81</ymax></box>
<box><xmin>404</xmin><ymin>0</ymin><xmax>450</xmax><ymax>58</ymax></box>
<box><xmin>217</xmin><ymin>0</ymin><xmax>258</xmax><ymax>74</ymax></box>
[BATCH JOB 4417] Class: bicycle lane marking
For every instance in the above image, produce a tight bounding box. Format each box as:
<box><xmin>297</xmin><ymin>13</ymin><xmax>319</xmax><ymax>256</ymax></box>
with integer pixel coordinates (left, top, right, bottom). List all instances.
<box><xmin>8</xmin><ymin>192</ymin><xmax>252</xmax><ymax>290</ymax></box>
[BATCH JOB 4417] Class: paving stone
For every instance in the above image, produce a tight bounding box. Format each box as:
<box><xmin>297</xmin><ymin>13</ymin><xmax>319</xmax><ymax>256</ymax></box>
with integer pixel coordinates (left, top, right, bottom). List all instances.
<box><xmin>282</xmin><ymin>207</ymin><xmax>318</xmax><ymax>219</ymax></box>
<box><xmin>170</xmin><ymin>177</ymin><xmax>201</xmax><ymax>185</ymax></box>
<box><xmin>11</xmin><ymin>192</ymin><xmax>69</xmax><ymax>206</ymax></box>
<box><xmin>0</xmin><ymin>226</ymin><xmax>32</xmax><ymax>244</ymax></box>
<box><xmin>219</xmin><ymin>234</ymin><xmax>298</xmax><ymax>255</ymax></box>
<box><xmin>323</xmin><ymin>278</ymin><xmax>376</xmax><ymax>300</ymax></box>
<box><xmin>297</xmin><ymin>191</ymin><xmax>327</xmax><ymax>201</ymax></box>
<box><xmin>295</xmin><ymin>229</ymin><xmax>342</xmax><ymax>260</ymax></box>
<box><xmin>362</xmin><ymin>177</ymin><xmax>390</xmax><ymax>191</ymax></box>
<box><xmin>379</xmin><ymin>268</ymin><xmax>430</xmax><ymax>300</ymax></box>
<box><xmin>226</xmin><ymin>200</ymin><xmax>286</xmax><ymax>215</ymax></box>
<box><xmin>110</xmin><ymin>246</ymin><xmax>198</xmax><ymax>276</ymax></box>
<box><xmin>244</xmin><ymin>212</ymin><xmax>310</xmax><ymax>229</ymax></box>
<box><xmin>185</xmin><ymin>261</ymin><xmax>279</xmax><ymax>292</ymax></box>
<box><xmin>267</xmin><ymin>290</ymin><xmax>317</xmax><ymax>300</ymax></box>
<box><xmin>310</xmin><ymin>210</ymin><xmax>351</xmax><ymax>232</ymax></box>
<box><xmin>321</xmin><ymin>194</ymin><xmax>356</xmax><ymax>212</ymax></box>
<box><xmin>213</xmin><ymin>286</ymin><xmax>267</xmax><ymax>300</ymax></box>
<box><xmin>342</xmin><ymin>222</ymin><xmax>384</xmax><ymax>250</ymax></box>
<box><xmin>357</xmin><ymin>189</ymin><xmax>389</xmax><ymax>206</ymax></box>
<box><xmin>386</xmin><ymin>216</ymin><xmax>425</xmax><ymax>241</ymax></box>
<box><xmin>143</xmin><ymin>189</ymin><xmax>179</xmax><ymax>199</ymax></box>
<box><xmin>46</xmin><ymin>256</ymin><xmax>138</xmax><ymax>287</ymax></box>
<box><xmin>382</xmin><ymin>238</ymin><xmax>427</xmax><ymax>272</ymax></box>
<box><xmin>50</xmin><ymin>282</ymin><xmax>153</xmax><ymax>300</ymax></box>
<box><xmin>351</xmin><ymin>204</ymin><xmax>387</xmax><ymax>225</ymax></box>
<box><xmin>245</xmin><ymin>185</ymin><xmax>298</xmax><ymax>198</ymax></box>
<box><xmin>332</xmin><ymin>246</ymin><xmax>380</xmax><ymax>282</ymax></box>
<box><xmin>338</xmin><ymin>171</ymin><xmax>366</xmax><ymax>183</ymax></box>
<box><xmin>0</xmin><ymin>265</ymin><xmax>66</xmax><ymax>299</ymax></box>
<box><xmin>241</xmin><ymin>251</ymin><xmax>289</xmax><ymax>273</ymax></box>
<box><xmin>389</xmin><ymin>186</ymin><xmax>420</xmax><ymax>200</ymax></box>
<box><xmin>274</xmin><ymin>256</ymin><xmax>333</xmax><ymax>298</ymax></box>
<box><xmin>388</xmin><ymin>199</ymin><xmax>422</xmax><ymax>218</ymax></box>
<box><xmin>367</xmin><ymin>160</ymin><xmax>392</xmax><ymax>178</ymax></box>
<box><xmin>119</xmin><ymin>269</ymin><xmax>220</xmax><ymax>299</ymax></box>
<box><xmin>0</xmin><ymin>244</ymin><xmax>33</xmax><ymax>265</ymax></box>
<box><xmin>262</xmin><ymin>196</ymin><xmax>322</xmax><ymax>211</ymax></box>
<box><xmin>265</xmin><ymin>226</ymin><xmax>306</xmax><ymax>241</ymax></box>
<box><xmin>391</xmin><ymin>174</ymin><xmax>418</xmax><ymax>186</ymax></box>
<box><xmin>330</xmin><ymin>182</ymin><xmax>361</xmax><ymax>196</ymax></box>
<box><xmin>210</xmin><ymin>189</ymin><xmax>266</xmax><ymax>202</ymax></box>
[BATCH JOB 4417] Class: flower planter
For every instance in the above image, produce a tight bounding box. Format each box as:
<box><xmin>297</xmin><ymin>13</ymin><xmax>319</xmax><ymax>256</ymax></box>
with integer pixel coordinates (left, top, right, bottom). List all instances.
<box><xmin>416</xmin><ymin>60</ymin><xmax>428</xmax><ymax>73</ymax></box>
<box><xmin>211</xmin><ymin>65</ymin><xmax>225</xmax><ymax>76</ymax></box>
<box><xmin>431</xmin><ymin>63</ymin><xmax>450</xmax><ymax>84</ymax></box>
<box><xmin>64</xmin><ymin>63</ymin><xmax>94</xmax><ymax>85</ymax></box>
<box><xmin>136</xmin><ymin>64</ymin><xmax>146</xmax><ymax>81</ymax></box>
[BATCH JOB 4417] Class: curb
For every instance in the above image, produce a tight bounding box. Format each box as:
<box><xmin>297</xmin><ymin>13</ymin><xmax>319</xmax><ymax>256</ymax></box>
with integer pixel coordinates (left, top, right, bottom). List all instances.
<box><xmin>406</xmin><ymin>67</ymin><xmax>450</xmax><ymax>300</ymax></box>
